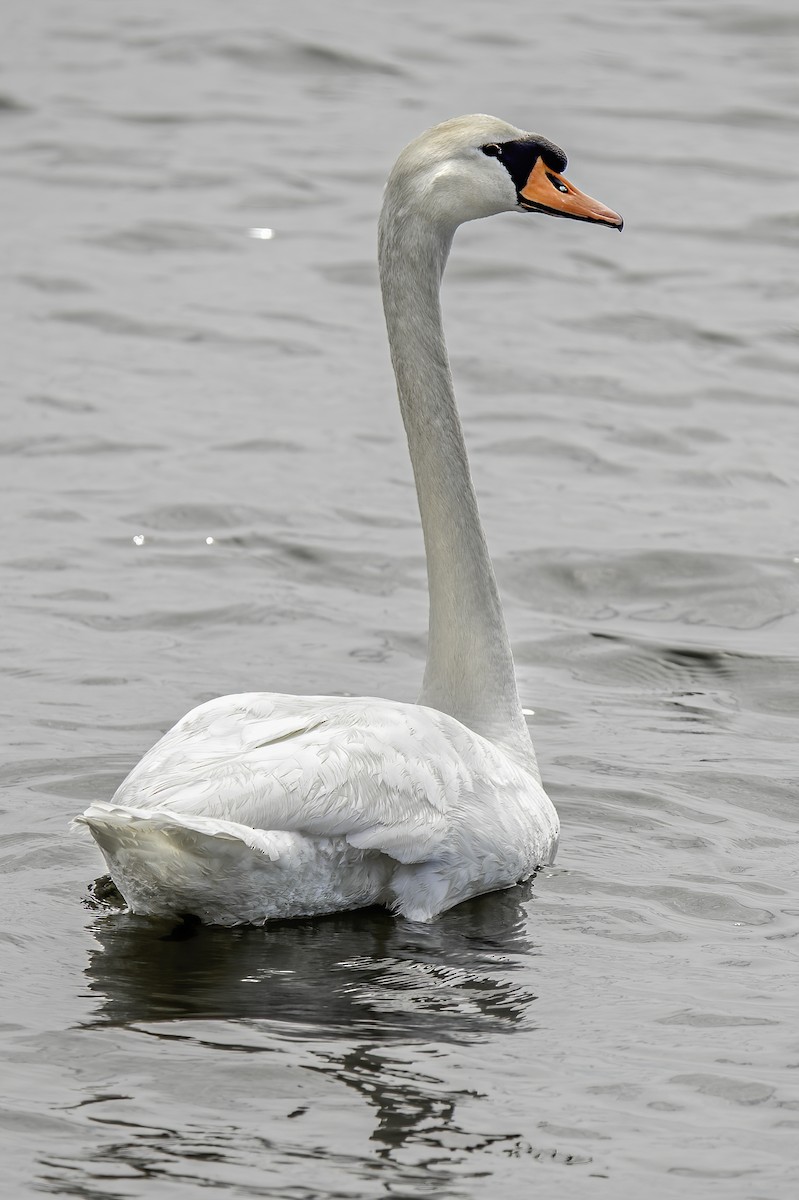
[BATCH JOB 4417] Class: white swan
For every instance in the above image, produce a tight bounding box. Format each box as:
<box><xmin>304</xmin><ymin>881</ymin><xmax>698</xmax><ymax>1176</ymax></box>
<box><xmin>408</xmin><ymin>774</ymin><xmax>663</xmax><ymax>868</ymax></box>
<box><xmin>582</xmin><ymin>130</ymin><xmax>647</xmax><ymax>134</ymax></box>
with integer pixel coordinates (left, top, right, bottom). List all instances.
<box><xmin>76</xmin><ymin>115</ymin><xmax>622</xmax><ymax>925</ymax></box>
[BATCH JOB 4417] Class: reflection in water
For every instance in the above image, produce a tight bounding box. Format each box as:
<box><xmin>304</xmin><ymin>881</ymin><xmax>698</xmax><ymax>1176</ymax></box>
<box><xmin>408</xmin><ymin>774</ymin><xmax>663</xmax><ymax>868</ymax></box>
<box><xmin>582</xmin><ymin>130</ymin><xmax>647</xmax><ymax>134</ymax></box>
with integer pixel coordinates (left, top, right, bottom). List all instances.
<box><xmin>84</xmin><ymin>883</ymin><xmax>538</xmax><ymax>1038</ymax></box>
<box><xmin>70</xmin><ymin>887</ymin><xmax>548</xmax><ymax>1194</ymax></box>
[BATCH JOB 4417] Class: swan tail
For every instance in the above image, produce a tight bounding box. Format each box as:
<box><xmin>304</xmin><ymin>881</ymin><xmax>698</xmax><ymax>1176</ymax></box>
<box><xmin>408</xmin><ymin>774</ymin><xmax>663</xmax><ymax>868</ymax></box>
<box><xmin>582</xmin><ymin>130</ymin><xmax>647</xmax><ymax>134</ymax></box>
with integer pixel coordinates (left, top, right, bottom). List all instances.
<box><xmin>75</xmin><ymin>802</ymin><xmax>282</xmax><ymax>857</ymax></box>
<box><xmin>74</xmin><ymin>803</ymin><xmax>388</xmax><ymax>925</ymax></box>
<box><xmin>75</xmin><ymin>802</ymin><xmax>298</xmax><ymax>924</ymax></box>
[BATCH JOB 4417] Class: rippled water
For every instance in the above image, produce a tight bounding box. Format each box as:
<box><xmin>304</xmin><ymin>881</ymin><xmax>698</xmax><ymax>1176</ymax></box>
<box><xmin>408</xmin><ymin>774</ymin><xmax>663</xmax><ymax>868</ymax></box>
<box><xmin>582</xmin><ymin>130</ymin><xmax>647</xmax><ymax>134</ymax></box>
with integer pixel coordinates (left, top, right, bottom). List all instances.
<box><xmin>2</xmin><ymin>1</ymin><xmax>798</xmax><ymax>1195</ymax></box>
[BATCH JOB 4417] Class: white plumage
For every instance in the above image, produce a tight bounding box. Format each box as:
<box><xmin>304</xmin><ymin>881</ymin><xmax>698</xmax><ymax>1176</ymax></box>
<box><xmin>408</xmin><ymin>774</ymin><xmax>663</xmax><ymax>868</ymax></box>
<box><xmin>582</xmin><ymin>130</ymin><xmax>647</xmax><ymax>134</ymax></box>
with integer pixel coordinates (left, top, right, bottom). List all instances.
<box><xmin>80</xmin><ymin>693</ymin><xmax>557</xmax><ymax>923</ymax></box>
<box><xmin>77</xmin><ymin>115</ymin><xmax>621</xmax><ymax>924</ymax></box>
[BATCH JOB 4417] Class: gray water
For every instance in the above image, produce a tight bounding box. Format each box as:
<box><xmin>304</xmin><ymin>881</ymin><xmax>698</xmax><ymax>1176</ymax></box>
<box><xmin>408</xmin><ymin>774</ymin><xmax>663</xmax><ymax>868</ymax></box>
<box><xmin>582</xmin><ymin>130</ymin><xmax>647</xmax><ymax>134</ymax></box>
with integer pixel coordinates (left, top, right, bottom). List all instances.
<box><xmin>2</xmin><ymin>1</ymin><xmax>798</xmax><ymax>1196</ymax></box>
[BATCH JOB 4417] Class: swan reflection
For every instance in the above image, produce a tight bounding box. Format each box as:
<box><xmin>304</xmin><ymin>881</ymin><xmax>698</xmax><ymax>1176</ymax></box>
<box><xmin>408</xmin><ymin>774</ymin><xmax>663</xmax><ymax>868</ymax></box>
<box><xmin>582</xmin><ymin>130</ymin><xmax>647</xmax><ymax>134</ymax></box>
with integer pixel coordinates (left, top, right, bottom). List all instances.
<box><xmin>73</xmin><ymin>886</ymin><xmax>544</xmax><ymax>1189</ymax></box>
<box><xmin>84</xmin><ymin>882</ymin><xmax>539</xmax><ymax>1039</ymax></box>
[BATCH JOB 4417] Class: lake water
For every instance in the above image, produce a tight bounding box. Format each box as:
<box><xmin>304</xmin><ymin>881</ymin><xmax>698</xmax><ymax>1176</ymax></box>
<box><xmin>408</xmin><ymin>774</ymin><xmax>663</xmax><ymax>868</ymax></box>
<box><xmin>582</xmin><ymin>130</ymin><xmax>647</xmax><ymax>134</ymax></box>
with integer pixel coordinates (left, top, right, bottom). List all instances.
<box><xmin>2</xmin><ymin>1</ymin><xmax>798</xmax><ymax>1196</ymax></box>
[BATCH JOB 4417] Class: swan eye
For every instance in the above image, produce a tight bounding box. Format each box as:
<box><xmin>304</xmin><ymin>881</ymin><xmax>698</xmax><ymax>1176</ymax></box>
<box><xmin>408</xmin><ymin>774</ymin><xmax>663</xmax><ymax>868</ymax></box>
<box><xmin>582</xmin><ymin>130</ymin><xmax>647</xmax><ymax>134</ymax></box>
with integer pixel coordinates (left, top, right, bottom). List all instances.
<box><xmin>482</xmin><ymin>143</ymin><xmax>502</xmax><ymax>158</ymax></box>
<box><xmin>546</xmin><ymin>172</ymin><xmax>569</xmax><ymax>194</ymax></box>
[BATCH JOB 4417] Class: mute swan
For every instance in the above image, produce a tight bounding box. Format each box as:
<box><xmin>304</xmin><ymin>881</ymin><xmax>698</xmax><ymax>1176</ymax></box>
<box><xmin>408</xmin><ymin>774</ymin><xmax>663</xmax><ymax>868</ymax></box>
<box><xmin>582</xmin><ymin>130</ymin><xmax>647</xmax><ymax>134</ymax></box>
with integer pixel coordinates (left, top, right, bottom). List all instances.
<box><xmin>77</xmin><ymin>115</ymin><xmax>621</xmax><ymax>925</ymax></box>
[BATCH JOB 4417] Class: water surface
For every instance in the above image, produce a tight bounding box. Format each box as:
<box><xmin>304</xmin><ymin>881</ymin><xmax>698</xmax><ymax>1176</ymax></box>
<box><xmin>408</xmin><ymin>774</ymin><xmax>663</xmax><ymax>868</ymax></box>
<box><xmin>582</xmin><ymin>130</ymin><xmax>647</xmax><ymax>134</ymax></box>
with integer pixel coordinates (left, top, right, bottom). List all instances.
<box><xmin>2</xmin><ymin>1</ymin><xmax>798</xmax><ymax>1196</ymax></box>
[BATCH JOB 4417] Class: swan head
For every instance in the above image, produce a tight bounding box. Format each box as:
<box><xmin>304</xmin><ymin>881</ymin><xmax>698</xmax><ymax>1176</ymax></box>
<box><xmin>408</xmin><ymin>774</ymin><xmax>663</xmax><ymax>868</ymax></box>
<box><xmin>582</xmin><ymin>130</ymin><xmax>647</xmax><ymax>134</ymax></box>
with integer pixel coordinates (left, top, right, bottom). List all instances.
<box><xmin>386</xmin><ymin>114</ymin><xmax>622</xmax><ymax>233</ymax></box>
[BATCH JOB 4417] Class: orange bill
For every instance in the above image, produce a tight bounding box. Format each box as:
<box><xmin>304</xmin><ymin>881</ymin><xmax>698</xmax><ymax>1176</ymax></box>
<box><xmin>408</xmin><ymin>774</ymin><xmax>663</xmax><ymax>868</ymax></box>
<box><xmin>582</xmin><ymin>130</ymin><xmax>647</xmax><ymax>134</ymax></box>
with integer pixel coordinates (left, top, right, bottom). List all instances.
<box><xmin>519</xmin><ymin>157</ymin><xmax>622</xmax><ymax>229</ymax></box>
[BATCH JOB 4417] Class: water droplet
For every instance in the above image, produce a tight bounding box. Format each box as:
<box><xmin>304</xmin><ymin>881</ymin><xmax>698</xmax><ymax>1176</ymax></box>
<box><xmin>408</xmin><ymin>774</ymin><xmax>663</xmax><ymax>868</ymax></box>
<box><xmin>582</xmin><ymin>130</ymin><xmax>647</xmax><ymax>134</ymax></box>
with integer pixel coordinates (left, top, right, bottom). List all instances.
<box><xmin>248</xmin><ymin>227</ymin><xmax>274</xmax><ymax>240</ymax></box>
<box><xmin>132</xmin><ymin>534</ymin><xmax>145</xmax><ymax>546</ymax></box>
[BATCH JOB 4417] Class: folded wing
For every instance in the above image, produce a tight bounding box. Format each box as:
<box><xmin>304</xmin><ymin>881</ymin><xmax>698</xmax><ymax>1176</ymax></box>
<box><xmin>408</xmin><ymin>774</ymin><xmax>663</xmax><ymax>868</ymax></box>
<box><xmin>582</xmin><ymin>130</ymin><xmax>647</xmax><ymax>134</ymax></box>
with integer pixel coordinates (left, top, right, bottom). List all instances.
<box><xmin>94</xmin><ymin>693</ymin><xmax>499</xmax><ymax>865</ymax></box>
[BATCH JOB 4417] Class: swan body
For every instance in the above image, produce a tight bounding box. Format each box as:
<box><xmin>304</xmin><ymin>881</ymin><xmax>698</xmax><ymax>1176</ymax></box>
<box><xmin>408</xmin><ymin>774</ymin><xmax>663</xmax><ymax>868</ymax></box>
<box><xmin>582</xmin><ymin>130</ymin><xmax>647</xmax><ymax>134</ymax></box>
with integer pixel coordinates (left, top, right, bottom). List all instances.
<box><xmin>80</xmin><ymin>693</ymin><xmax>556</xmax><ymax>923</ymax></box>
<box><xmin>77</xmin><ymin>115</ymin><xmax>621</xmax><ymax>925</ymax></box>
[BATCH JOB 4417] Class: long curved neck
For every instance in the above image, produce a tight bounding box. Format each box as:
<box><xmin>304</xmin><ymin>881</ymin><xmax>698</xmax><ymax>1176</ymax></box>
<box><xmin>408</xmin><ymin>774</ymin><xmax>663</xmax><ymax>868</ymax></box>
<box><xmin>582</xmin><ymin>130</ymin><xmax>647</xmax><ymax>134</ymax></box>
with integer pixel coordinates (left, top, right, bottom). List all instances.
<box><xmin>378</xmin><ymin>196</ymin><xmax>534</xmax><ymax>765</ymax></box>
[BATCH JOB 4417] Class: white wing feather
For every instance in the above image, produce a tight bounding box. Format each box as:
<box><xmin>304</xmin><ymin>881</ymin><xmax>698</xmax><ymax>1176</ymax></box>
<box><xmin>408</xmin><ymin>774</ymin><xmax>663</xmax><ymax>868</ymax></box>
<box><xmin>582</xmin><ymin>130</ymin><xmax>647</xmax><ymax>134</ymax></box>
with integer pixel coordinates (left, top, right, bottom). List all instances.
<box><xmin>107</xmin><ymin>693</ymin><xmax>515</xmax><ymax>864</ymax></box>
